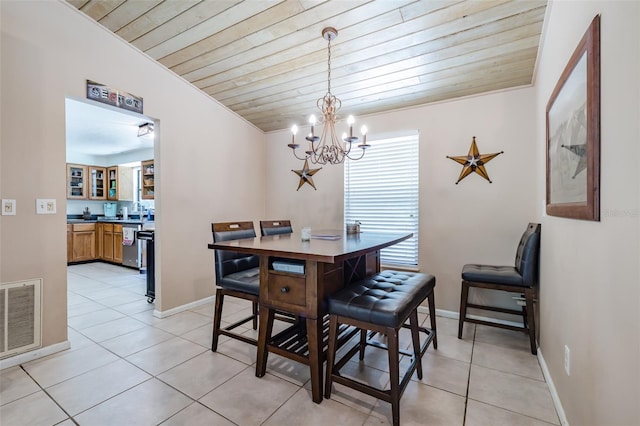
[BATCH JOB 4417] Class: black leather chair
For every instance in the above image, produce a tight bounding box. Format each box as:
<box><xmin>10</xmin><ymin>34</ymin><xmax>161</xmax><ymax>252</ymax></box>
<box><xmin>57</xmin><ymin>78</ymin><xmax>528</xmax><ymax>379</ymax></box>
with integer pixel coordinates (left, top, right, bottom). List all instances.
<box><xmin>211</xmin><ymin>221</ymin><xmax>260</xmax><ymax>351</ymax></box>
<box><xmin>458</xmin><ymin>223</ymin><xmax>541</xmax><ymax>354</ymax></box>
<box><xmin>259</xmin><ymin>220</ymin><xmax>293</xmax><ymax>236</ymax></box>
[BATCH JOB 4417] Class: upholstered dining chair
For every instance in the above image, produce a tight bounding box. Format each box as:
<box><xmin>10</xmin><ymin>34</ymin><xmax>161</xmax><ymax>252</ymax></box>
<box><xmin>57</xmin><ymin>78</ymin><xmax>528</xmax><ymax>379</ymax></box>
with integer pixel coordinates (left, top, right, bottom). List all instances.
<box><xmin>458</xmin><ymin>223</ymin><xmax>541</xmax><ymax>354</ymax></box>
<box><xmin>259</xmin><ymin>220</ymin><xmax>293</xmax><ymax>236</ymax></box>
<box><xmin>211</xmin><ymin>221</ymin><xmax>260</xmax><ymax>351</ymax></box>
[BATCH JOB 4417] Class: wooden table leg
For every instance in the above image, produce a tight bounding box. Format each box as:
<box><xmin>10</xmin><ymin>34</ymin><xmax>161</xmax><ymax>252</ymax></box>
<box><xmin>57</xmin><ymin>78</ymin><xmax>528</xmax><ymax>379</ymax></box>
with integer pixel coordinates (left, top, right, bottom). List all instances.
<box><xmin>306</xmin><ymin>316</ymin><xmax>324</xmax><ymax>403</ymax></box>
<box><xmin>256</xmin><ymin>305</ymin><xmax>274</xmax><ymax>377</ymax></box>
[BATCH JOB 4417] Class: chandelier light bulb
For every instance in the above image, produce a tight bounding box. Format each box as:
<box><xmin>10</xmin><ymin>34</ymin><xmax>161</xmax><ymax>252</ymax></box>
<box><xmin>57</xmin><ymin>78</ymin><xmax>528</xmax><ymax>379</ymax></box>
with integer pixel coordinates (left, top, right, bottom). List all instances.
<box><xmin>309</xmin><ymin>115</ymin><xmax>317</xmax><ymax>124</ymax></box>
<box><xmin>347</xmin><ymin>115</ymin><xmax>355</xmax><ymax>125</ymax></box>
<box><xmin>361</xmin><ymin>125</ymin><xmax>368</xmax><ymax>144</ymax></box>
<box><xmin>342</xmin><ymin>132</ymin><xmax>348</xmax><ymax>143</ymax></box>
<box><xmin>291</xmin><ymin>124</ymin><xmax>298</xmax><ymax>135</ymax></box>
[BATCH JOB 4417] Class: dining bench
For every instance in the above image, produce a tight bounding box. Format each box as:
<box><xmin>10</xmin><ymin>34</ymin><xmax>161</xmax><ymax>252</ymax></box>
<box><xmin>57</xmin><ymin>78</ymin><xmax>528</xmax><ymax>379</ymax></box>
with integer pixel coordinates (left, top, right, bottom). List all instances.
<box><xmin>324</xmin><ymin>270</ymin><xmax>437</xmax><ymax>426</ymax></box>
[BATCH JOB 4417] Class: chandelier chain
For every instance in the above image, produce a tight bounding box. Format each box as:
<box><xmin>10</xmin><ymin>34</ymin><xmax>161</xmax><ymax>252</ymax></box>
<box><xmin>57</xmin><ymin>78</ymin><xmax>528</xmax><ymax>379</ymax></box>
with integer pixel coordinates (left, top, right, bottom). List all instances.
<box><xmin>327</xmin><ymin>37</ymin><xmax>332</xmax><ymax>95</ymax></box>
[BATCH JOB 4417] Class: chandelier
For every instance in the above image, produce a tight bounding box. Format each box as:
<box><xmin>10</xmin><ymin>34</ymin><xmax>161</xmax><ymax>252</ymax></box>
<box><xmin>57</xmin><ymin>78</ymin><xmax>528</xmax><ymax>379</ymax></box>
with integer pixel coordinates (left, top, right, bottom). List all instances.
<box><xmin>288</xmin><ymin>27</ymin><xmax>369</xmax><ymax>165</ymax></box>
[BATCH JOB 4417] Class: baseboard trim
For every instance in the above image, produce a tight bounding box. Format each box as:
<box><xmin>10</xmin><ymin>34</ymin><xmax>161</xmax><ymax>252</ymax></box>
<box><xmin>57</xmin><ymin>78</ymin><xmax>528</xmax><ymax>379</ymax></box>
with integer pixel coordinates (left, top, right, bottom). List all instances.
<box><xmin>153</xmin><ymin>295</ymin><xmax>215</xmax><ymax>318</ymax></box>
<box><xmin>0</xmin><ymin>340</ymin><xmax>71</xmax><ymax>370</ymax></box>
<box><xmin>538</xmin><ymin>348</ymin><xmax>569</xmax><ymax>426</ymax></box>
<box><xmin>416</xmin><ymin>307</ymin><xmax>526</xmax><ymax>329</ymax></box>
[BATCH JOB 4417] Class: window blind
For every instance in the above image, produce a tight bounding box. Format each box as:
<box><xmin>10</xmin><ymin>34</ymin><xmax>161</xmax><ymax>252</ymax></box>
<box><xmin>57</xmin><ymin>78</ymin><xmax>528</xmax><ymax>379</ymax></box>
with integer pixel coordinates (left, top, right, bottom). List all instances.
<box><xmin>344</xmin><ymin>132</ymin><xmax>419</xmax><ymax>267</ymax></box>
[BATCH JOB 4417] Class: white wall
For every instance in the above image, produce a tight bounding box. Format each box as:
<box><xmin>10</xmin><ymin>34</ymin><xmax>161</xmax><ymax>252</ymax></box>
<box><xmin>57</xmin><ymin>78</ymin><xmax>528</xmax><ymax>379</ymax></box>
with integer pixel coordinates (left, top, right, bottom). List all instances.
<box><xmin>1</xmin><ymin>1</ymin><xmax>266</xmax><ymax>348</ymax></box>
<box><xmin>534</xmin><ymin>1</ymin><xmax>640</xmax><ymax>424</ymax></box>
<box><xmin>265</xmin><ymin>87</ymin><xmax>538</xmax><ymax>314</ymax></box>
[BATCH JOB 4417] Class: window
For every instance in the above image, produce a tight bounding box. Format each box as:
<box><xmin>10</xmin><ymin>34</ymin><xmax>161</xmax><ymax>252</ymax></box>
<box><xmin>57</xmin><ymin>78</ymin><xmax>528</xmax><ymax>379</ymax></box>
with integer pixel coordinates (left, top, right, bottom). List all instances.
<box><xmin>344</xmin><ymin>131</ymin><xmax>419</xmax><ymax>267</ymax></box>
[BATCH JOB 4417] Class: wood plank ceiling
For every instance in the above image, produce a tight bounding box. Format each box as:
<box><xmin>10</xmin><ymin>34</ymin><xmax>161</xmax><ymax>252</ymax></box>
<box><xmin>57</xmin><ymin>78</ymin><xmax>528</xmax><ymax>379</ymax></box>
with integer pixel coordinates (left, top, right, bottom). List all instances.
<box><xmin>66</xmin><ymin>0</ymin><xmax>547</xmax><ymax>133</ymax></box>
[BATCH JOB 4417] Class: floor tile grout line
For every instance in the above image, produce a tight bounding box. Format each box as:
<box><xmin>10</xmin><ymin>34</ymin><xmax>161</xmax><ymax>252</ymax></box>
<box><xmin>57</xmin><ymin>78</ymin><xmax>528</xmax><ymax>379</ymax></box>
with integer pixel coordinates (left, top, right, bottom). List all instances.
<box><xmin>19</xmin><ymin>365</ymin><xmax>79</xmax><ymax>426</ymax></box>
<box><xmin>462</xmin><ymin>324</ymin><xmax>477</xmax><ymax>426</ymax></box>
<box><xmin>465</xmin><ymin>397</ymin><xmax>560</xmax><ymax>426</ymax></box>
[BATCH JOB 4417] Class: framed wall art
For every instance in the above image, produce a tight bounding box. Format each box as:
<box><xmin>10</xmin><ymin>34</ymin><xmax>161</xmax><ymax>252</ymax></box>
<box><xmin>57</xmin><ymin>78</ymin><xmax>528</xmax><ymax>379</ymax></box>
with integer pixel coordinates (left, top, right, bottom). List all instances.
<box><xmin>546</xmin><ymin>15</ymin><xmax>600</xmax><ymax>221</ymax></box>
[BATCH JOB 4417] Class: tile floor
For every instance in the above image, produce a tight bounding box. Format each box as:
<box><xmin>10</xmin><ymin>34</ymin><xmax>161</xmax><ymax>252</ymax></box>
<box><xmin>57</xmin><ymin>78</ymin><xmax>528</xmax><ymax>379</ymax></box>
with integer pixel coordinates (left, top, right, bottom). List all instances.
<box><xmin>0</xmin><ymin>263</ymin><xmax>560</xmax><ymax>426</ymax></box>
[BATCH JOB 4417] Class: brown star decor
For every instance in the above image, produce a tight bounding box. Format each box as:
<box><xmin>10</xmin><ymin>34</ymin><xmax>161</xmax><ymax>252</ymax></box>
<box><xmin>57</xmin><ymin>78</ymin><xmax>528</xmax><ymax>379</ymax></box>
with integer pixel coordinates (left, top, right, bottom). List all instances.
<box><xmin>292</xmin><ymin>159</ymin><xmax>322</xmax><ymax>190</ymax></box>
<box><xmin>446</xmin><ymin>136</ymin><xmax>504</xmax><ymax>184</ymax></box>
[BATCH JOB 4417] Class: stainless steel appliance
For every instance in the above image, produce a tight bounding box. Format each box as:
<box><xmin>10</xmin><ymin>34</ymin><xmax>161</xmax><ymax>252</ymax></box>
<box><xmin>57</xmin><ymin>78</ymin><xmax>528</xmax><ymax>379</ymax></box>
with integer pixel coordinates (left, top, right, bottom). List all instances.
<box><xmin>137</xmin><ymin>229</ymin><xmax>155</xmax><ymax>303</ymax></box>
<box><xmin>122</xmin><ymin>223</ymin><xmax>142</xmax><ymax>268</ymax></box>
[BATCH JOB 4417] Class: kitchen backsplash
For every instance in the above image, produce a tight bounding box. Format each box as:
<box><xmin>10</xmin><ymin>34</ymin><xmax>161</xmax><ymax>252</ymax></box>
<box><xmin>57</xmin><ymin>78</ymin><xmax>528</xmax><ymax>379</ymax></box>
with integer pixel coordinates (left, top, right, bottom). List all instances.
<box><xmin>67</xmin><ymin>199</ymin><xmax>155</xmax><ymax>216</ymax></box>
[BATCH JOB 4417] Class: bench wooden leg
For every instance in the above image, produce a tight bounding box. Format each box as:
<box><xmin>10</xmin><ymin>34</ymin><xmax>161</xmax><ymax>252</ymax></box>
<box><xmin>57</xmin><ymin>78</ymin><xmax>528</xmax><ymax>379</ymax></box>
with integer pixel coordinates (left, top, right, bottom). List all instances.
<box><xmin>458</xmin><ymin>281</ymin><xmax>469</xmax><ymax>339</ymax></box>
<box><xmin>211</xmin><ymin>289</ymin><xmax>224</xmax><ymax>351</ymax></box>
<box><xmin>359</xmin><ymin>328</ymin><xmax>367</xmax><ymax>360</ymax></box>
<box><xmin>409</xmin><ymin>309</ymin><xmax>423</xmax><ymax>380</ymax></box>
<box><xmin>387</xmin><ymin>326</ymin><xmax>401</xmax><ymax>426</ymax></box>
<box><xmin>428</xmin><ymin>289</ymin><xmax>438</xmax><ymax>349</ymax></box>
<box><xmin>324</xmin><ymin>315</ymin><xmax>339</xmax><ymax>398</ymax></box>
<box><xmin>252</xmin><ymin>300</ymin><xmax>258</xmax><ymax>330</ymax></box>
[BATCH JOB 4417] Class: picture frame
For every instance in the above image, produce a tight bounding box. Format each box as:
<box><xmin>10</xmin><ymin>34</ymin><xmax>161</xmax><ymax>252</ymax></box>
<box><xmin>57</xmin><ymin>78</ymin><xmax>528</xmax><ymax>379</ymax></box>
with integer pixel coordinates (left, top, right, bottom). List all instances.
<box><xmin>546</xmin><ymin>15</ymin><xmax>600</xmax><ymax>221</ymax></box>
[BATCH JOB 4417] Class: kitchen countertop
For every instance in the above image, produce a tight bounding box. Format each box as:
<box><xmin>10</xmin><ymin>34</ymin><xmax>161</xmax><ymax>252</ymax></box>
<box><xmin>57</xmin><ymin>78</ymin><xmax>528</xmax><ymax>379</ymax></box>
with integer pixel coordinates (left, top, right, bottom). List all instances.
<box><xmin>67</xmin><ymin>218</ymin><xmax>154</xmax><ymax>227</ymax></box>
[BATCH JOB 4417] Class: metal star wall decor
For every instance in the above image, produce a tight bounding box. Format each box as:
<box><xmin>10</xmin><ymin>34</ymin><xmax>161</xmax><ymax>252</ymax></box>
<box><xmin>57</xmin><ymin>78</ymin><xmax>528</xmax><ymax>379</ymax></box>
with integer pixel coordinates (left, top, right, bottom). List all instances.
<box><xmin>292</xmin><ymin>159</ymin><xmax>322</xmax><ymax>190</ymax></box>
<box><xmin>446</xmin><ymin>136</ymin><xmax>504</xmax><ymax>184</ymax></box>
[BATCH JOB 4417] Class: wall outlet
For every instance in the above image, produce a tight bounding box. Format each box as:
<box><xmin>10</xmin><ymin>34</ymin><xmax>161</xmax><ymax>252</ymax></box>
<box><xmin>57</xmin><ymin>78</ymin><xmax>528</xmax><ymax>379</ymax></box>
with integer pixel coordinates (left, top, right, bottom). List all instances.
<box><xmin>564</xmin><ymin>345</ymin><xmax>571</xmax><ymax>376</ymax></box>
<box><xmin>36</xmin><ymin>198</ymin><xmax>56</xmax><ymax>214</ymax></box>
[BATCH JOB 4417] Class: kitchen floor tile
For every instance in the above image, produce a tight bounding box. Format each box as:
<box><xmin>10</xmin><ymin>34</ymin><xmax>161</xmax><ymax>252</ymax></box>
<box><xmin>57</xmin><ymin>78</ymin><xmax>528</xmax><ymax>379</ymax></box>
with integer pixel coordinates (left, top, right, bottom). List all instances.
<box><xmin>264</xmin><ymin>387</ymin><xmax>369</xmax><ymax>426</ymax></box>
<box><xmin>99</xmin><ymin>325</ymin><xmax>173</xmax><ymax>357</ymax></box>
<box><xmin>426</xmin><ymin>332</ymin><xmax>473</xmax><ymax>363</ymax></box>
<box><xmin>199</xmin><ymin>368</ymin><xmax>299</xmax><ymax>426</ymax></box>
<box><xmin>125</xmin><ymin>336</ymin><xmax>206</xmax><ymax>375</ymax></box>
<box><xmin>369</xmin><ymin>380</ymin><xmax>466</xmax><ymax>425</ymax></box>
<box><xmin>67</xmin><ymin>308</ymin><xmax>126</xmax><ymax>330</ymax></box>
<box><xmin>112</xmin><ymin>298</ymin><xmax>155</xmax><ymax>315</ymax></box>
<box><xmin>434</xmin><ymin>315</ymin><xmax>476</xmax><ymax>341</ymax></box>
<box><xmin>0</xmin><ymin>366</ymin><xmax>41</xmax><ymax>406</ymax></box>
<box><xmin>150</xmin><ymin>311</ymin><xmax>211</xmax><ymax>335</ymax></box>
<box><xmin>468</xmin><ymin>364</ymin><xmax>559</xmax><ymax>425</ymax></box>
<box><xmin>474</xmin><ymin>324</ymin><xmax>532</xmax><ymax>352</ymax></box>
<box><xmin>158</xmin><ymin>351</ymin><xmax>247</xmax><ymax>399</ymax></box>
<box><xmin>161</xmin><ymin>402</ymin><xmax>235</xmax><ymax>426</ymax></box>
<box><xmin>23</xmin><ymin>344</ymin><xmax>119</xmax><ymax>388</ymax></box>
<box><xmin>472</xmin><ymin>340</ymin><xmax>544</xmax><ymax>381</ymax></box>
<box><xmin>74</xmin><ymin>378</ymin><xmax>191</xmax><ymax>425</ymax></box>
<box><xmin>465</xmin><ymin>399</ymin><xmax>558</xmax><ymax>426</ymax></box>
<box><xmin>0</xmin><ymin>391</ymin><xmax>68</xmax><ymax>426</ymax></box>
<box><xmin>78</xmin><ymin>316</ymin><xmax>147</xmax><ymax>342</ymax></box>
<box><xmin>46</xmin><ymin>359</ymin><xmax>151</xmax><ymax>415</ymax></box>
<box><xmin>414</xmin><ymin>352</ymin><xmax>470</xmax><ymax>396</ymax></box>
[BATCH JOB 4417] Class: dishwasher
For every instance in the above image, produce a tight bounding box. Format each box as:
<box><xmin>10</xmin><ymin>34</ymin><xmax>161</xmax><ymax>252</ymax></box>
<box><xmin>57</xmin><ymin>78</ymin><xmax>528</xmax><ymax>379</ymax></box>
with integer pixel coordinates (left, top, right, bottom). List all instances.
<box><xmin>122</xmin><ymin>223</ymin><xmax>142</xmax><ymax>268</ymax></box>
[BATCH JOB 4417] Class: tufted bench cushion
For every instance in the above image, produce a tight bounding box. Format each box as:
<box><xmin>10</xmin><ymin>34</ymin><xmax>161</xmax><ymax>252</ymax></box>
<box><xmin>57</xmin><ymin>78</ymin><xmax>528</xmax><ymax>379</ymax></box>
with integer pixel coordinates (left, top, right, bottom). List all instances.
<box><xmin>462</xmin><ymin>264</ymin><xmax>524</xmax><ymax>287</ymax></box>
<box><xmin>328</xmin><ymin>270</ymin><xmax>436</xmax><ymax>328</ymax></box>
<box><xmin>220</xmin><ymin>267</ymin><xmax>260</xmax><ymax>294</ymax></box>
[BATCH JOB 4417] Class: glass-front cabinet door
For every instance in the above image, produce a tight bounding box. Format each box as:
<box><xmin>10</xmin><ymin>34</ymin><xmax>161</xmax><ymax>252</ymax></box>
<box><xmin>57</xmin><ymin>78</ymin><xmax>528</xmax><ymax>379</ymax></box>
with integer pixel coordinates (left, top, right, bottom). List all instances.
<box><xmin>67</xmin><ymin>163</ymin><xmax>87</xmax><ymax>199</ymax></box>
<box><xmin>89</xmin><ymin>166</ymin><xmax>107</xmax><ymax>200</ymax></box>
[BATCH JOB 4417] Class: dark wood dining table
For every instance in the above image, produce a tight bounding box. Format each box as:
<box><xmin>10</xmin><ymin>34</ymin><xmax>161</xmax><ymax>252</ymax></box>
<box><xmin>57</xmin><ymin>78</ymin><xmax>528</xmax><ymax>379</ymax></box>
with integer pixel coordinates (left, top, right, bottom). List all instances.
<box><xmin>208</xmin><ymin>230</ymin><xmax>412</xmax><ymax>403</ymax></box>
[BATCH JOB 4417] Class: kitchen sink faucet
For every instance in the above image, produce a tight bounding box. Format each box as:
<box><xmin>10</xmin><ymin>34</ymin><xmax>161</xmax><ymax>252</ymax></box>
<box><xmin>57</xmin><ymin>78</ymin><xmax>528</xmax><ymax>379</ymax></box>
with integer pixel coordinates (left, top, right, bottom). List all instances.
<box><xmin>133</xmin><ymin>201</ymin><xmax>146</xmax><ymax>221</ymax></box>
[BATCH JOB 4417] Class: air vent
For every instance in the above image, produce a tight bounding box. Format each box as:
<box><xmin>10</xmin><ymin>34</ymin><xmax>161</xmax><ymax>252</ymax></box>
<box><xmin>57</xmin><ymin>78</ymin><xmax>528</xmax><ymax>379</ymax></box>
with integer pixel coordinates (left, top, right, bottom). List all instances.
<box><xmin>0</xmin><ymin>279</ymin><xmax>42</xmax><ymax>358</ymax></box>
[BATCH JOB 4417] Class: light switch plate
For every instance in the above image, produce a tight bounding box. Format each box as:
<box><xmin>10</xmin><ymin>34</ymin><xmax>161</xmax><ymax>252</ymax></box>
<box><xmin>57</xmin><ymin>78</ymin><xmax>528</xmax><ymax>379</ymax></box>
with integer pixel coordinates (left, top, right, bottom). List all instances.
<box><xmin>36</xmin><ymin>198</ymin><xmax>56</xmax><ymax>214</ymax></box>
<box><xmin>2</xmin><ymin>199</ymin><xmax>16</xmax><ymax>215</ymax></box>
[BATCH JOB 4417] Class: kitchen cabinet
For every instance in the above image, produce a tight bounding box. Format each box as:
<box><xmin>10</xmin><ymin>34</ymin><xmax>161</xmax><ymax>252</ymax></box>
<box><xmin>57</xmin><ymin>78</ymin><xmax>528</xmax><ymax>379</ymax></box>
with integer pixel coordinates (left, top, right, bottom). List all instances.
<box><xmin>88</xmin><ymin>166</ymin><xmax>107</xmax><ymax>200</ymax></box>
<box><xmin>100</xmin><ymin>223</ymin><xmax>123</xmax><ymax>263</ymax></box>
<box><xmin>141</xmin><ymin>159</ymin><xmax>154</xmax><ymax>199</ymax></box>
<box><xmin>67</xmin><ymin>164</ymin><xmax>87</xmax><ymax>199</ymax></box>
<box><xmin>107</xmin><ymin>166</ymin><xmax>133</xmax><ymax>201</ymax></box>
<box><xmin>70</xmin><ymin>223</ymin><xmax>96</xmax><ymax>262</ymax></box>
<box><xmin>114</xmin><ymin>225</ymin><xmax>123</xmax><ymax>263</ymax></box>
